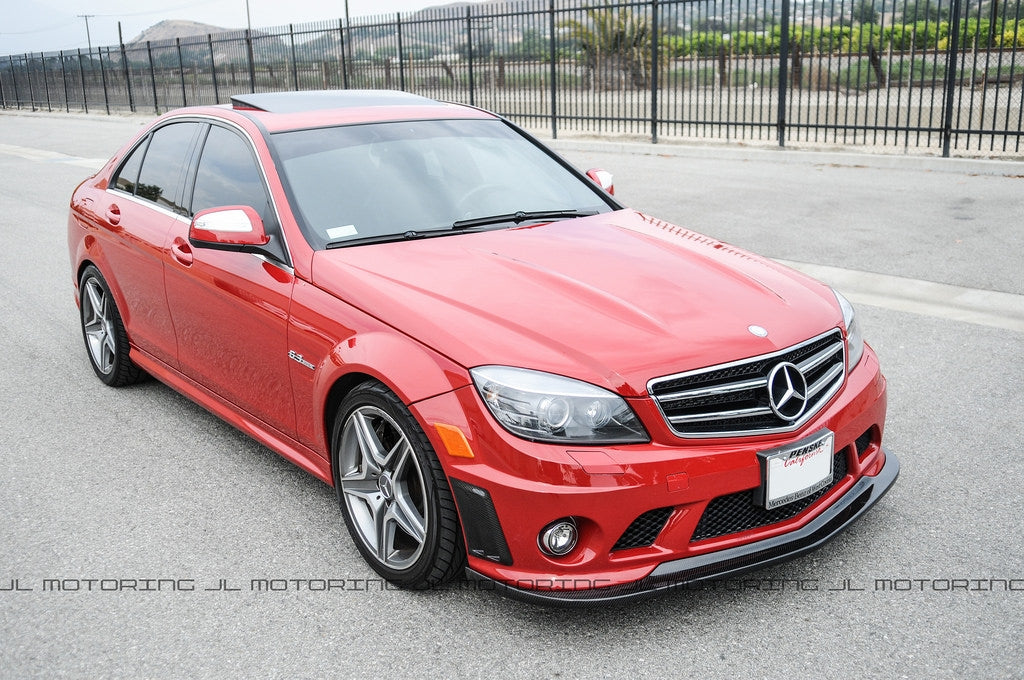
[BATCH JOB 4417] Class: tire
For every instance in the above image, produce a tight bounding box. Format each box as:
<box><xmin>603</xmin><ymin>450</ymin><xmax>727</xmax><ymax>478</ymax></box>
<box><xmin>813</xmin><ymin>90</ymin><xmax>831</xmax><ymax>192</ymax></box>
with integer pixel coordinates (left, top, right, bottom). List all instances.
<box><xmin>331</xmin><ymin>381</ymin><xmax>465</xmax><ymax>589</ymax></box>
<box><xmin>78</xmin><ymin>265</ymin><xmax>145</xmax><ymax>387</ymax></box>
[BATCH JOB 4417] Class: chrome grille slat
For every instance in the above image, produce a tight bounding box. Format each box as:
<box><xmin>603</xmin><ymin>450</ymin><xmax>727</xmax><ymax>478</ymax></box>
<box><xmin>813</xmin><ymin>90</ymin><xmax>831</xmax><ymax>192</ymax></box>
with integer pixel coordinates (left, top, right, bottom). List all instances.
<box><xmin>648</xmin><ymin>330</ymin><xmax>846</xmax><ymax>438</ymax></box>
<box><xmin>806</xmin><ymin>363</ymin><xmax>845</xmax><ymax>399</ymax></box>
<box><xmin>657</xmin><ymin>377</ymin><xmax>767</xmax><ymax>403</ymax></box>
<box><xmin>798</xmin><ymin>344</ymin><xmax>842</xmax><ymax>373</ymax></box>
<box><xmin>668</xmin><ymin>406</ymin><xmax>774</xmax><ymax>424</ymax></box>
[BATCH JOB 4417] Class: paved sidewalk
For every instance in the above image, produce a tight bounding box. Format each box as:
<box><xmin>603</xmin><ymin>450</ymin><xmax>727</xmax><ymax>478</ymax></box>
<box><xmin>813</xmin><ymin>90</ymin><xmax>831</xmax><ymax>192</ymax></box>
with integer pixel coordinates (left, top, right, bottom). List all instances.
<box><xmin>549</xmin><ymin>135</ymin><xmax>1024</xmax><ymax>301</ymax></box>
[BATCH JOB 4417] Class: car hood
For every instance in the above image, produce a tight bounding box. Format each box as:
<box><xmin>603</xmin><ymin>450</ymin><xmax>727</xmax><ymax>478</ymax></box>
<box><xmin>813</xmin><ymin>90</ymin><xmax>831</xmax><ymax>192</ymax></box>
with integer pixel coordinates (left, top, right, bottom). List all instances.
<box><xmin>310</xmin><ymin>210</ymin><xmax>842</xmax><ymax>397</ymax></box>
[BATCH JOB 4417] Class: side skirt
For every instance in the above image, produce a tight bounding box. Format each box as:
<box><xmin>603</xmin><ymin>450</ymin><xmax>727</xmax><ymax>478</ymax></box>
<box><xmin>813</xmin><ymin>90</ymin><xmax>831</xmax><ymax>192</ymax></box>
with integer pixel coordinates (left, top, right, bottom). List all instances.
<box><xmin>130</xmin><ymin>347</ymin><xmax>334</xmax><ymax>485</ymax></box>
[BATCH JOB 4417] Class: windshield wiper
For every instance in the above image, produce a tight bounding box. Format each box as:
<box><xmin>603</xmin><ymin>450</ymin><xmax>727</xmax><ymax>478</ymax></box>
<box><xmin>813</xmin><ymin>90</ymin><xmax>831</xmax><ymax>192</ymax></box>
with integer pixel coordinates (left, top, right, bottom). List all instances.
<box><xmin>452</xmin><ymin>209</ymin><xmax>597</xmax><ymax>230</ymax></box>
<box><xmin>325</xmin><ymin>230</ymin><xmax>430</xmax><ymax>249</ymax></box>
<box><xmin>325</xmin><ymin>210</ymin><xmax>597</xmax><ymax>248</ymax></box>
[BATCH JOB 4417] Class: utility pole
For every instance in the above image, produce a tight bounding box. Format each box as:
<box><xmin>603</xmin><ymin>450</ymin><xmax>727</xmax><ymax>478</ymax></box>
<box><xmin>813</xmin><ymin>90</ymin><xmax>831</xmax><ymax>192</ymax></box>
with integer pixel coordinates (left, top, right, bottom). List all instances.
<box><xmin>245</xmin><ymin>0</ymin><xmax>252</xmax><ymax>31</ymax></box>
<box><xmin>77</xmin><ymin>14</ymin><xmax>95</xmax><ymax>52</ymax></box>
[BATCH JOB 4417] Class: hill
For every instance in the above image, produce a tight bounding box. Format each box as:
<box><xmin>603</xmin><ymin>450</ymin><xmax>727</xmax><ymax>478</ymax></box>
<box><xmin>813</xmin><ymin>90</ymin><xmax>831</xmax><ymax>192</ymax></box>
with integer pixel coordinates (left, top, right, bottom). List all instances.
<box><xmin>130</xmin><ymin>20</ymin><xmax>233</xmax><ymax>44</ymax></box>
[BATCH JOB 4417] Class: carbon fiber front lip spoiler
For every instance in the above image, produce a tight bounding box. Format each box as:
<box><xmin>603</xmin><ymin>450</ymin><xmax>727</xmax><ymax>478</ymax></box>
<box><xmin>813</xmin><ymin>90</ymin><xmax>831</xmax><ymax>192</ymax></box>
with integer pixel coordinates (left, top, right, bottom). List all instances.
<box><xmin>466</xmin><ymin>448</ymin><xmax>900</xmax><ymax>606</ymax></box>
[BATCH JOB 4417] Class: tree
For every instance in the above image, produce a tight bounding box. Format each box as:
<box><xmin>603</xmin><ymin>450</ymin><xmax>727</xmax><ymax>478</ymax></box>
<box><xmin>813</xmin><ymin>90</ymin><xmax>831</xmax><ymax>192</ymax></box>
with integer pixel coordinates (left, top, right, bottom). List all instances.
<box><xmin>511</xmin><ymin>28</ymin><xmax>548</xmax><ymax>61</ymax></box>
<box><xmin>901</xmin><ymin>0</ymin><xmax>950</xmax><ymax>23</ymax></box>
<box><xmin>560</xmin><ymin>3</ymin><xmax>655</xmax><ymax>90</ymax></box>
<box><xmin>853</xmin><ymin>0</ymin><xmax>880</xmax><ymax>24</ymax></box>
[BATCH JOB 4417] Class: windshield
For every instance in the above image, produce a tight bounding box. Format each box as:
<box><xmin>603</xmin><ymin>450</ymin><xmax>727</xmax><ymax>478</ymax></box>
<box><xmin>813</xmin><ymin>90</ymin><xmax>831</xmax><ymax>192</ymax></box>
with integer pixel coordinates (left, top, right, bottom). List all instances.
<box><xmin>270</xmin><ymin>119</ymin><xmax>615</xmax><ymax>248</ymax></box>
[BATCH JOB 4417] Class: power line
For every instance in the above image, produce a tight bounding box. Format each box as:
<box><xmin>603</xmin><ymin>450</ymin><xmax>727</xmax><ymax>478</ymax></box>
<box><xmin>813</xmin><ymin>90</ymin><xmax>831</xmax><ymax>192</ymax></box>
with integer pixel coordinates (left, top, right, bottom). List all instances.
<box><xmin>0</xmin><ymin>19</ymin><xmax>77</xmax><ymax>36</ymax></box>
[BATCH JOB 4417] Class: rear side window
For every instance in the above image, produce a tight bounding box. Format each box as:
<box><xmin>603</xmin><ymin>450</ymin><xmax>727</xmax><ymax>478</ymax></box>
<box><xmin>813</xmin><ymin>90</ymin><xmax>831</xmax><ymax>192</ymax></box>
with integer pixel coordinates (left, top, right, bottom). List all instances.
<box><xmin>135</xmin><ymin>122</ymin><xmax>200</xmax><ymax>215</ymax></box>
<box><xmin>191</xmin><ymin>125</ymin><xmax>273</xmax><ymax>225</ymax></box>
<box><xmin>112</xmin><ymin>138</ymin><xmax>149</xmax><ymax>194</ymax></box>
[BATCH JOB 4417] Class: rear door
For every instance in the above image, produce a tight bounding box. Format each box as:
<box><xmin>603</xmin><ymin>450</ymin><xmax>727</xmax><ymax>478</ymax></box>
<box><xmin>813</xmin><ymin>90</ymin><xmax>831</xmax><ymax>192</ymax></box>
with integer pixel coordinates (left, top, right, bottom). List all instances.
<box><xmin>101</xmin><ymin>121</ymin><xmax>204</xmax><ymax>368</ymax></box>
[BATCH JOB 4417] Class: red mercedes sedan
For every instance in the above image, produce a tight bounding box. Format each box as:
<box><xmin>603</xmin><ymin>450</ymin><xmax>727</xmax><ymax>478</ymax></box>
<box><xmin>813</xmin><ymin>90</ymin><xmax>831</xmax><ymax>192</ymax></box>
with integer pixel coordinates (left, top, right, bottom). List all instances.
<box><xmin>68</xmin><ymin>90</ymin><xmax>898</xmax><ymax>603</ymax></box>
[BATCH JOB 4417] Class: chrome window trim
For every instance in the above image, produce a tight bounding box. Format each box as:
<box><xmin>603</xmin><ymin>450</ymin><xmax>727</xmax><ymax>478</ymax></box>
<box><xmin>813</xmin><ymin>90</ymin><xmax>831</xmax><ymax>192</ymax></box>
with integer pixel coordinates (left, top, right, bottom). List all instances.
<box><xmin>106</xmin><ymin>113</ymin><xmax>292</xmax><ymax>267</ymax></box>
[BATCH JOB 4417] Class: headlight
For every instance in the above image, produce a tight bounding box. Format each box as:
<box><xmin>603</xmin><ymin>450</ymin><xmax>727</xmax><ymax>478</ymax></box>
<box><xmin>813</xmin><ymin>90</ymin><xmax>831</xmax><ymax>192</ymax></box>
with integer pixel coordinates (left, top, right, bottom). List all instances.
<box><xmin>470</xmin><ymin>366</ymin><xmax>648</xmax><ymax>444</ymax></box>
<box><xmin>833</xmin><ymin>289</ymin><xmax>864</xmax><ymax>371</ymax></box>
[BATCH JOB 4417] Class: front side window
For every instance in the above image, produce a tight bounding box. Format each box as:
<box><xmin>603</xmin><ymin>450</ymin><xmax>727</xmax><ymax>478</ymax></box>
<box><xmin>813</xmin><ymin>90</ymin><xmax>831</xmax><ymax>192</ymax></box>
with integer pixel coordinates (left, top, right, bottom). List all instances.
<box><xmin>135</xmin><ymin>122</ymin><xmax>200</xmax><ymax>215</ymax></box>
<box><xmin>190</xmin><ymin>125</ymin><xmax>273</xmax><ymax>226</ymax></box>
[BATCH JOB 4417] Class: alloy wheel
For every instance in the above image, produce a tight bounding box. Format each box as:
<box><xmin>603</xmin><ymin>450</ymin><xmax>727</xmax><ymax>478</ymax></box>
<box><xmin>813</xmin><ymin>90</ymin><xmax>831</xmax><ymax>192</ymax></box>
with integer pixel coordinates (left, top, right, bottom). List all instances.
<box><xmin>338</xmin><ymin>405</ymin><xmax>429</xmax><ymax>572</ymax></box>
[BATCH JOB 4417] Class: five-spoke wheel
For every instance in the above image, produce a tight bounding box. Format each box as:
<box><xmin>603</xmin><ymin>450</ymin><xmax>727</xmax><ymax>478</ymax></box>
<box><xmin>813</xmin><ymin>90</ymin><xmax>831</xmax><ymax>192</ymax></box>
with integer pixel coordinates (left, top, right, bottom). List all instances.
<box><xmin>78</xmin><ymin>265</ymin><xmax>144</xmax><ymax>386</ymax></box>
<box><xmin>332</xmin><ymin>382</ymin><xmax>464</xmax><ymax>588</ymax></box>
<box><xmin>339</xmin><ymin>405</ymin><xmax>428</xmax><ymax>571</ymax></box>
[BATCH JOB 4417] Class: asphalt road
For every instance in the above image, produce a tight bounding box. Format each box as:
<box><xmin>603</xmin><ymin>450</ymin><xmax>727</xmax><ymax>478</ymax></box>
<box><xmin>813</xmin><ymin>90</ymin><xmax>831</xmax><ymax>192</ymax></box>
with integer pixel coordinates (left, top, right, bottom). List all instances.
<box><xmin>1</xmin><ymin>110</ymin><xmax>1022</xmax><ymax>679</ymax></box>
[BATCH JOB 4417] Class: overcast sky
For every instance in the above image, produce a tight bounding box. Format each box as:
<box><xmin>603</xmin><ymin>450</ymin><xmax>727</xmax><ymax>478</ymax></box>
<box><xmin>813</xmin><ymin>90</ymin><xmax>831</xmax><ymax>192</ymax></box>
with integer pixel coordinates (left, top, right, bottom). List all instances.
<box><xmin>2</xmin><ymin>0</ymin><xmax>457</xmax><ymax>55</ymax></box>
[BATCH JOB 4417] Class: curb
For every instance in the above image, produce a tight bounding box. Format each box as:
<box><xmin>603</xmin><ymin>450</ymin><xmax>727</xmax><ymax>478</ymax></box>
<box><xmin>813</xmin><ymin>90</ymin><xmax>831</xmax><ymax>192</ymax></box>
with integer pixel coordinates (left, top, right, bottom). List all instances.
<box><xmin>545</xmin><ymin>137</ymin><xmax>1024</xmax><ymax>177</ymax></box>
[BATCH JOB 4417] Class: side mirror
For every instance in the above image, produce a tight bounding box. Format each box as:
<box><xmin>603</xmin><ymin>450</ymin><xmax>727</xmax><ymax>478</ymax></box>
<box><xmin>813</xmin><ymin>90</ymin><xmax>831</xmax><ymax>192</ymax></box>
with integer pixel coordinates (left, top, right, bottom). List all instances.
<box><xmin>586</xmin><ymin>168</ymin><xmax>614</xmax><ymax>195</ymax></box>
<box><xmin>189</xmin><ymin>206</ymin><xmax>270</xmax><ymax>247</ymax></box>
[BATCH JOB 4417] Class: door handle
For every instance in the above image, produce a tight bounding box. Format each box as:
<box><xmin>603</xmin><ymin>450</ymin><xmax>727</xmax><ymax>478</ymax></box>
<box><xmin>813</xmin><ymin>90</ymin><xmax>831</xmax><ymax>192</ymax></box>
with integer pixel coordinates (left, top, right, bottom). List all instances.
<box><xmin>105</xmin><ymin>204</ymin><xmax>121</xmax><ymax>226</ymax></box>
<box><xmin>171</xmin><ymin>237</ymin><xmax>193</xmax><ymax>266</ymax></box>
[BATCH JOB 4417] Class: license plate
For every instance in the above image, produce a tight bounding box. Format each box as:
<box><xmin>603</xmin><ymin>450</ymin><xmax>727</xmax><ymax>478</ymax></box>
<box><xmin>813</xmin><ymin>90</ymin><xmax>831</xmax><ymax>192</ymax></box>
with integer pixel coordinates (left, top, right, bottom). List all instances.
<box><xmin>756</xmin><ymin>430</ymin><xmax>834</xmax><ymax>510</ymax></box>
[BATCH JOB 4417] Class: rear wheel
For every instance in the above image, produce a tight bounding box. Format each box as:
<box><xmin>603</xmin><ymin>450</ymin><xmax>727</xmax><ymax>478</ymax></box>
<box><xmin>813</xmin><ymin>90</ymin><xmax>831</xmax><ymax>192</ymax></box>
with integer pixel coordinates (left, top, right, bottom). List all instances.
<box><xmin>78</xmin><ymin>265</ymin><xmax>144</xmax><ymax>386</ymax></box>
<box><xmin>332</xmin><ymin>381</ymin><xmax>464</xmax><ymax>588</ymax></box>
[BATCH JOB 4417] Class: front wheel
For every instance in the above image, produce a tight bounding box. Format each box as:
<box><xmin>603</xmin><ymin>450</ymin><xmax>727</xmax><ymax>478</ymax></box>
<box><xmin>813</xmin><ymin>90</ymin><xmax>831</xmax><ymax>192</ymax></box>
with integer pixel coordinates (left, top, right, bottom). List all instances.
<box><xmin>332</xmin><ymin>382</ymin><xmax>465</xmax><ymax>589</ymax></box>
<box><xmin>78</xmin><ymin>265</ymin><xmax>145</xmax><ymax>386</ymax></box>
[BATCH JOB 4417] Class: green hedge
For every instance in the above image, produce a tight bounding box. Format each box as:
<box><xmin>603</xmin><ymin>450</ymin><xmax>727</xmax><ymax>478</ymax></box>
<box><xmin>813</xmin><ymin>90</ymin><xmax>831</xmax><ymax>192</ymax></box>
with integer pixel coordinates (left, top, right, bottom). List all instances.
<box><xmin>661</xmin><ymin>19</ymin><xmax>1023</xmax><ymax>57</ymax></box>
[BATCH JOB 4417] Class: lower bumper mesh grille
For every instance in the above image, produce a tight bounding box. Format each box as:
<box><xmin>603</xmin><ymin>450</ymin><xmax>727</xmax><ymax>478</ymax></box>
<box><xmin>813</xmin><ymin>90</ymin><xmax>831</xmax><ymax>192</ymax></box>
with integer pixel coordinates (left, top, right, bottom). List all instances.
<box><xmin>690</xmin><ymin>448</ymin><xmax>850</xmax><ymax>543</ymax></box>
<box><xmin>612</xmin><ymin>507</ymin><xmax>674</xmax><ymax>551</ymax></box>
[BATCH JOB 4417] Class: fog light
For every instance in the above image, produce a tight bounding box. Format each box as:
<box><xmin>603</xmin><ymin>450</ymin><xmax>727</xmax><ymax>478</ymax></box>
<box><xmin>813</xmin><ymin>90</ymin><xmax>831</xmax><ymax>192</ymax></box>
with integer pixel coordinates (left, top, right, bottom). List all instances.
<box><xmin>539</xmin><ymin>518</ymin><xmax>578</xmax><ymax>556</ymax></box>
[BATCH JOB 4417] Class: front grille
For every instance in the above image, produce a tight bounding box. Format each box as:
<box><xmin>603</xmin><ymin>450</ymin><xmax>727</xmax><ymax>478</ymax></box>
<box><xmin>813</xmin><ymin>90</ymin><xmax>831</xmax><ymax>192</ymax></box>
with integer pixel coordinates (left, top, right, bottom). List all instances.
<box><xmin>648</xmin><ymin>329</ymin><xmax>846</xmax><ymax>438</ymax></box>
<box><xmin>612</xmin><ymin>507</ymin><xmax>674</xmax><ymax>551</ymax></box>
<box><xmin>690</xmin><ymin>449</ymin><xmax>849</xmax><ymax>542</ymax></box>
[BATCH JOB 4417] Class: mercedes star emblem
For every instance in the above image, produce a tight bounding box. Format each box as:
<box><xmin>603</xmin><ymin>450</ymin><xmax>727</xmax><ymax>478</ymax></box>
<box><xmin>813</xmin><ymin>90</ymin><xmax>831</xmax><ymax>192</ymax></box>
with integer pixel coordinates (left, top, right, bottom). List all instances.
<box><xmin>767</xmin><ymin>362</ymin><xmax>809</xmax><ymax>421</ymax></box>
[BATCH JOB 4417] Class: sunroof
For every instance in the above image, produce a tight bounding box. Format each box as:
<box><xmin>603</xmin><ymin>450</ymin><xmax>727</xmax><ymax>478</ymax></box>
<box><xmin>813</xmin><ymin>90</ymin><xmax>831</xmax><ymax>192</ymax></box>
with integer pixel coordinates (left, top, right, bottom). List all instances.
<box><xmin>230</xmin><ymin>90</ymin><xmax>441</xmax><ymax>113</ymax></box>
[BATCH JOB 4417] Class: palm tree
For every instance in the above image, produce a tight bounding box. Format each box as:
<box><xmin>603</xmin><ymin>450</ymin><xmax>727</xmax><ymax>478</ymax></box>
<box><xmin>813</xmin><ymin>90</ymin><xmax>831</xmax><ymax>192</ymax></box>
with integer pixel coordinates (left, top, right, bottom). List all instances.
<box><xmin>561</xmin><ymin>3</ymin><xmax>653</xmax><ymax>90</ymax></box>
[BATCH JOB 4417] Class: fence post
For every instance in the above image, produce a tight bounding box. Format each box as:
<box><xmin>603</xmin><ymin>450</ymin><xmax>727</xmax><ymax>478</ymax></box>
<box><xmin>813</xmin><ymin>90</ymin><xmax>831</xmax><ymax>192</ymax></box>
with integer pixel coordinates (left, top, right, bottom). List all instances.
<box><xmin>78</xmin><ymin>49</ymin><xmax>89</xmax><ymax>113</ymax></box>
<box><xmin>466</xmin><ymin>7</ymin><xmax>475</xmax><ymax>105</ymax></box>
<box><xmin>10</xmin><ymin>56</ymin><xmax>22</xmax><ymax>109</ymax></box>
<box><xmin>941</xmin><ymin>0</ymin><xmax>963</xmax><ymax>157</ymax></box>
<box><xmin>777</xmin><ymin>0</ymin><xmax>790</xmax><ymax>147</ymax></box>
<box><xmin>338</xmin><ymin>19</ymin><xmax>350</xmax><ymax>89</ymax></box>
<box><xmin>175</xmin><ymin>38</ymin><xmax>187</xmax><ymax>106</ymax></box>
<box><xmin>289</xmin><ymin>25</ymin><xmax>299</xmax><ymax>91</ymax></box>
<box><xmin>549</xmin><ymin>0</ymin><xmax>558</xmax><ymax>139</ymax></box>
<box><xmin>40</xmin><ymin>53</ymin><xmax>52</xmax><ymax>112</ymax></box>
<box><xmin>146</xmin><ymin>41</ymin><xmax>158</xmax><ymax>114</ymax></box>
<box><xmin>99</xmin><ymin>47</ymin><xmax>111</xmax><ymax>114</ymax></box>
<box><xmin>208</xmin><ymin>35</ymin><xmax>220</xmax><ymax>103</ymax></box>
<box><xmin>25</xmin><ymin>54</ymin><xmax>36</xmax><ymax>111</ymax></box>
<box><xmin>650</xmin><ymin>0</ymin><xmax>659</xmax><ymax>144</ymax></box>
<box><xmin>119</xmin><ymin>23</ymin><xmax>135</xmax><ymax>112</ymax></box>
<box><xmin>60</xmin><ymin>51</ymin><xmax>69</xmax><ymax>112</ymax></box>
<box><xmin>245</xmin><ymin>30</ymin><xmax>256</xmax><ymax>93</ymax></box>
<box><xmin>397</xmin><ymin>13</ymin><xmax>406</xmax><ymax>91</ymax></box>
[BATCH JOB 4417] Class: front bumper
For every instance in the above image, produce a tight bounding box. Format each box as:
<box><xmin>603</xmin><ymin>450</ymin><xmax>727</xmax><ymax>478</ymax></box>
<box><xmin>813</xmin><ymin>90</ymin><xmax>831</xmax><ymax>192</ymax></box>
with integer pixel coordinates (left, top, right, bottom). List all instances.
<box><xmin>467</xmin><ymin>448</ymin><xmax>899</xmax><ymax>605</ymax></box>
<box><xmin>411</xmin><ymin>343</ymin><xmax>891</xmax><ymax>604</ymax></box>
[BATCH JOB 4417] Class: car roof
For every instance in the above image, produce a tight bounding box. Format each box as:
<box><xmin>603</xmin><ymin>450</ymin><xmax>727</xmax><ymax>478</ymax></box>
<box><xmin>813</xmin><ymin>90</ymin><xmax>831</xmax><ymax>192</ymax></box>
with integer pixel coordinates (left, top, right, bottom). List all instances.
<box><xmin>231</xmin><ymin>90</ymin><xmax>440</xmax><ymax>113</ymax></box>
<box><xmin>223</xmin><ymin>89</ymin><xmax>496</xmax><ymax>133</ymax></box>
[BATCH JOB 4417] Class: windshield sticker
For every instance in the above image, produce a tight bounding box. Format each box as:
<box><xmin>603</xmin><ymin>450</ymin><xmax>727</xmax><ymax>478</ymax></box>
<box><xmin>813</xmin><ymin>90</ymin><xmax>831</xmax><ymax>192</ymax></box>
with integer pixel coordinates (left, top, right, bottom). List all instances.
<box><xmin>326</xmin><ymin>225</ymin><xmax>358</xmax><ymax>239</ymax></box>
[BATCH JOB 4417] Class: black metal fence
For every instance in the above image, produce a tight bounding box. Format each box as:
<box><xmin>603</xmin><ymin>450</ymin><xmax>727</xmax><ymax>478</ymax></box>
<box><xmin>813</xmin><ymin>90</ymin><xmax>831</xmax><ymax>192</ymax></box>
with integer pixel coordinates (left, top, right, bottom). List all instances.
<box><xmin>2</xmin><ymin>0</ymin><xmax>1022</xmax><ymax>156</ymax></box>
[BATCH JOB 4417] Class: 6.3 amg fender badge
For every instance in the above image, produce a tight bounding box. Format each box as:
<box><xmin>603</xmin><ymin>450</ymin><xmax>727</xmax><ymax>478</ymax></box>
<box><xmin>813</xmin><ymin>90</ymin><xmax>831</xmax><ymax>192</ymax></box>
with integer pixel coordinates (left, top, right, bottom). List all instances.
<box><xmin>288</xmin><ymin>350</ymin><xmax>316</xmax><ymax>370</ymax></box>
